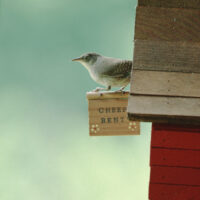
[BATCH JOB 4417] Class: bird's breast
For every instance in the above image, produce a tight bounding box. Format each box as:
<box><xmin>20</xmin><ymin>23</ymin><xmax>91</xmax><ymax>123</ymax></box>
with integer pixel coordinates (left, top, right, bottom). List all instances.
<box><xmin>88</xmin><ymin>68</ymin><xmax>106</xmax><ymax>86</ymax></box>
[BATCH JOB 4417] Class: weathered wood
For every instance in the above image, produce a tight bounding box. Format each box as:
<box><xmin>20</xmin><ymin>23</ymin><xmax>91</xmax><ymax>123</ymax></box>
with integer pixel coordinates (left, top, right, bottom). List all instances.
<box><xmin>131</xmin><ymin>70</ymin><xmax>200</xmax><ymax>97</ymax></box>
<box><xmin>150</xmin><ymin>148</ymin><xmax>200</xmax><ymax>168</ymax></box>
<box><xmin>135</xmin><ymin>7</ymin><xmax>200</xmax><ymax>42</ymax></box>
<box><xmin>87</xmin><ymin>92</ymin><xmax>140</xmax><ymax>136</ymax></box>
<box><xmin>151</xmin><ymin>129</ymin><xmax>200</xmax><ymax>150</ymax></box>
<box><xmin>130</xmin><ymin>2</ymin><xmax>200</xmax><ymax>122</ymax></box>
<box><xmin>149</xmin><ymin>184</ymin><xmax>200</xmax><ymax>200</ymax></box>
<box><xmin>128</xmin><ymin>95</ymin><xmax>200</xmax><ymax>117</ymax></box>
<box><xmin>87</xmin><ymin>91</ymin><xmax>129</xmax><ymax>100</ymax></box>
<box><xmin>139</xmin><ymin>0</ymin><xmax>200</xmax><ymax>9</ymax></box>
<box><xmin>150</xmin><ymin>166</ymin><xmax>200</xmax><ymax>185</ymax></box>
<box><xmin>133</xmin><ymin>40</ymin><xmax>200</xmax><ymax>73</ymax></box>
<box><xmin>152</xmin><ymin>123</ymin><xmax>200</xmax><ymax>132</ymax></box>
<box><xmin>128</xmin><ymin>114</ymin><xmax>200</xmax><ymax>124</ymax></box>
<box><xmin>128</xmin><ymin>95</ymin><xmax>200</xmax><ymax>124</ymax></box>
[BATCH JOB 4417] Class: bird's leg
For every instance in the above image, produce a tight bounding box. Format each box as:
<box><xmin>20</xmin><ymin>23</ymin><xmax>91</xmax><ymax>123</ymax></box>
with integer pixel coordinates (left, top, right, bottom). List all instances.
<box><xmin>93</xmin><ymin>85</ymin><xmax>111</xmax><ymax>92</ymax></box>
<box><xmin>106</xmin><ymin>85</ymin><xmax>111</xmax><ymax>91</ymax></box>
<box><xmin>114</xmin><ymin>86</ymin><xmax>126</xmax><ymax>93</ymax></box>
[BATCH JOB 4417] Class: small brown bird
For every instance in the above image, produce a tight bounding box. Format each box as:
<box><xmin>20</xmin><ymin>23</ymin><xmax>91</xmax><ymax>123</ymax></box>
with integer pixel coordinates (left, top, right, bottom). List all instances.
<box><xmin>72</xmin><ymin>53</ymin><xmax>132</xmax><ymax>92</ymax></box>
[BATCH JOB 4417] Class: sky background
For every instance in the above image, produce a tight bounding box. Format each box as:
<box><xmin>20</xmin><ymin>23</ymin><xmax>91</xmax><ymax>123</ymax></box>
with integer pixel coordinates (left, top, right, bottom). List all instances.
<box><xmin>0</xmin><ymin>0</ymin><xmax>151</xmax><ymax>199</ymax></box>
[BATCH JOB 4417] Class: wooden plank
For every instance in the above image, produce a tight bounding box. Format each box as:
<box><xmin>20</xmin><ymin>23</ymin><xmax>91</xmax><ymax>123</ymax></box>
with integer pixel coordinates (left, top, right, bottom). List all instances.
<box><xmin>88</xmin><ymin>98</ymin><xmax>140</xmax><ymax>136</ymax></box>
<box><xmin>171</xmin><ymin>187</ymin><xmax>200</xmax><ymax>200</ymax></box>
<box><xmin>149</xmin><ymin>183</ymin><xmax>200</xmax><ymax>200</ymax></box>
<box><xmin>133</xmin><ymin>40</ymin><xmax>200</xmax><ymax>73</ymax></box>
<box><xmin>150</xmin><ymin>148</ymin><xmax>200</xmax><ymax>168</ymax></box>
<box><xmin>151</xmin><ymin>129</ymin><xmax>200</xmax><ymax>150</ymax></box>
<box><xmin>139</xmin><ymin>0</ymin><xmax>200</xmax><ymax>9</ymax></box>
<box><xmin>150</xmin><ymin>166</ymin><xmax>200</xmax><ymax>185</ymax></box>
<box><xmin>128</xmin><ymin>95</ymin><xmax>200</xmax><ymax>117</ymax></box>
<box><xmin>128</xmin><ymin>114</ymin><xmax>200</xmax><ymax>124</ymax></box>
<box><xmin>135</xmin><ymin>7</ymin><xmax>200</xmax><ymax>42</ymax></box>
<box><xmin>128</xmin><ymin>95</ymin><xmax>200</xmax><ymax>124</ymax></box>
<box><xmin>130</xmin><ymin>70</ymin><xmax>200</xmax><ymax>97</ymax></box>
<box><xmin>86</xmin><ymin>91</ymin><xmax>129</xmax><ymax>100</ymax></box>
<box><xmin>152</xmin><ymin>123</ymin><xmax>200</xmax><ymax>132</ymax></box>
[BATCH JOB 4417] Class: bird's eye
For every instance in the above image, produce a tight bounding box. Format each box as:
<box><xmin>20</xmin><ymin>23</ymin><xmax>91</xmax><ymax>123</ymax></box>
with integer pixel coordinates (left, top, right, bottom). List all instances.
<box><xmin>85</xmin><ymin>55</ymin><xmax>90</xmax><ymax>60</ymax></box>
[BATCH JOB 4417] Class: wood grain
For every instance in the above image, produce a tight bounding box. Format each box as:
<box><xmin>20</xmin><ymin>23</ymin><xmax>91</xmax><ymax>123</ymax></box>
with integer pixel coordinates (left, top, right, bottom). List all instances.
<box><xmin>135</xmin><ymin>7</ymin><xmax>200</xmax><ymax>42</ymax></box>
<box><xmin>88</xmin><ymin>98</ymin><xmax>140</xmax><ymax>136</ymax></box>
<box><xmin>152</xmin><ymin>123</ymin><xmax>200</xmax><ymax>132</ymax></box>
<box><xmin>128</xmin><ymin>114</ymin><xmax>200</xmax><ymax>124</ymax></box>
<box><xmin>130</xmin><ymin>70</ymin><xmax>200</xmax><ymax>97</ymax></box>
<box><xmin>128</xmin><ymin>95</ymin><xmax>200</xmax><ymax>124</ymax></box>
<box><xmin>133</xmin><ymin>40</ymin><xmax>200</xmax><ymax>73</ymax></box>
<box><xmin>151</xmin><ymin>129</ymin><xmax>200</xmax><ymax>150</ymax></box>
<box><xmin>149</xmin><ymin>123</ymin><xmax>200</xmax><ymax>199</ymax></box>
<box><xmin>149</xmin><ymin>184</ymin><xmax>200</xmax><ymax>200</ymax></box>
<box><xmin>128</xmin><ymin>95</ymin><xmax>200</xmax><ymax>117</ymax></box>
<box><xmin>139</xmin><ymin>0</ymin><xmax>200</xmax><ymax>9</ymax></box>
<box><xmin>87</xmin><ymin>91</ymin><xmax>129</xmax><ymax>100</ymax></box>
<box><xmin>150</xmin><ymin>148</ymin><xmax>200</xmax><ymax>168</ymax></box>
<box><xmin>150</xmin><ymin>166</ymin><xmax>200</xmax><ymax>185</ymax></box>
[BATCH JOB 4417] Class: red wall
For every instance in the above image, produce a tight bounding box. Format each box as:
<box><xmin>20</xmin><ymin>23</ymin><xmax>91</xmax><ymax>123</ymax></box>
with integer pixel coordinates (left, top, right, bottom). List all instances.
<box><xmin>149</xmin><ymin>123</ymin><xmax>200</xmax><ymax>200</ymax></box>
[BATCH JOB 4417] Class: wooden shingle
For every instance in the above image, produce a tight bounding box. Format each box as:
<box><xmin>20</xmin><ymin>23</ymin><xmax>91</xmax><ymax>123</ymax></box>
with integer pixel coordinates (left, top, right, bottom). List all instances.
<box><xmin>139</xmin><ymin>0</ymin><xmax>200</xmax><ymax>9</ymax></box>
<box><xmin>128</xmin><ymin>0</ymin><xmax>200</xmax><ymax>124</ymax></box>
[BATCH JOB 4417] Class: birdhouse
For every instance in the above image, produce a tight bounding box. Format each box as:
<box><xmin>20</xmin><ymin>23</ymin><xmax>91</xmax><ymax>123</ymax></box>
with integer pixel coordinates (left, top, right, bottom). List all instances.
<box><xmin>87</xmin><ymin>91</ymin><xmax>140</xmax><ymax>136</ymax></box>
<box><xmin>128</xmin><ymin>0</ymin><xmax>200</xmax><ymax>199</ymax></box>
<box><xmin>128</xmin><ymin>0</ymin><xmax>200</xmax><ymax>124</ymax></box>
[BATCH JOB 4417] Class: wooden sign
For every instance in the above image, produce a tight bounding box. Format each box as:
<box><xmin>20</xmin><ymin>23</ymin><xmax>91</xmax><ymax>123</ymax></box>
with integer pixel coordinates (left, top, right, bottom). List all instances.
<box><xmin>87</xmin><ymin>91</ymin><xmax>140</xmax><ymax>136</ymax></box>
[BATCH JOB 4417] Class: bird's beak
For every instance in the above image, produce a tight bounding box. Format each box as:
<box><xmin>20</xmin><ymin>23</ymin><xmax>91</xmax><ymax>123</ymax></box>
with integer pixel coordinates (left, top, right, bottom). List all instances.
<box><xmin>72</xmin><ymin>57</ymin><xmax>82</xmax><ymax>62</ymax></box>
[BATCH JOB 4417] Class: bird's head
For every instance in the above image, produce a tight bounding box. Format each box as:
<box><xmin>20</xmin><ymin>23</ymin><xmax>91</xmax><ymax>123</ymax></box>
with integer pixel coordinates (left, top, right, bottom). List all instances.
<box><xmin>72</xmin><ymin>52</ymin><xmax>101</xmax><ymax>69</ymax></box>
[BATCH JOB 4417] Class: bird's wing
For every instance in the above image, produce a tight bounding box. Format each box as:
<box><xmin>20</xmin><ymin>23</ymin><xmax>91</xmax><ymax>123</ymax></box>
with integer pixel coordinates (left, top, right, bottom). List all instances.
<box><xmin>101</xmin><ymin>60</ymin><xmax>132</xmax><ymax>78</ymax></box>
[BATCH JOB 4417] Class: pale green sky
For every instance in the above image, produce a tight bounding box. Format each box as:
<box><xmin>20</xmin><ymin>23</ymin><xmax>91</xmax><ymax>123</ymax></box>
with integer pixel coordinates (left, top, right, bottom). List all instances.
<box><xmin>0</xmin><ymin>0</ymin><xmax>151</xmax><ymax>199</ymax></box>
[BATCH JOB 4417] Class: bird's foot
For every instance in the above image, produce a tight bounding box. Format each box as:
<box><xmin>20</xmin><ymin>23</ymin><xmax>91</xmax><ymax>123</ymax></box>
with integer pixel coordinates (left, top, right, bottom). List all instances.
<box><xmin>114</xmin><ymin>86</ymin><xmax>126</xmax><ymax>93</ymax></box>
<box><xmin>93</xmin><ymin>87</ymin><xmax>105</xmax><ymax>92</ymax></box>
<box><xmin>93</xmin><ymin>86</ymin><xmax>111</xmax><ymax>92</ymax></box>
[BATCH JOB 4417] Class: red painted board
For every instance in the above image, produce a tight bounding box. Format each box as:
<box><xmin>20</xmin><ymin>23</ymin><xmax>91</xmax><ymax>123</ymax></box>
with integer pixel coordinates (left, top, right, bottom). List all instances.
<box><xmin>152</xmin><ymin>123</ymin><xmax>200</xmax><ymax>132</ymax></box>
<box><xmin>150</xmin><ymin>148</ymin><xmax>200</xmax><ymax>168</ymax></box>
<box><xmin>150</xmin><ymin>166</ymin><xmax>200</xmax><ymax>185</ymax></box>
<box><xmin>149</xmin><ymin>183</ymin><xmax>200</xmax><ymax>200</ymax></box>
<box><xmin>151</xmin><ymin>129</ymin><xmax>200</xmax><ymax>150</ymax></box>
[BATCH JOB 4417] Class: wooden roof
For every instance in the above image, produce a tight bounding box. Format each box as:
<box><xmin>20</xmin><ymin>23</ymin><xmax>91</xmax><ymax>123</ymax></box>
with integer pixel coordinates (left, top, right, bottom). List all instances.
<box><xmin>128</xmin><ymin>0</ymin><xmax>200</xmax><ymax>124</ymax></box>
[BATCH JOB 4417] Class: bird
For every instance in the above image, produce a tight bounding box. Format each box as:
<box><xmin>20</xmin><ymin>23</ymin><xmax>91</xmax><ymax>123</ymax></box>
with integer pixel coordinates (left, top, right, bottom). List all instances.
<box><xmin>72</xmin><ymin>52</ymin><xmax>132</xmax><ymax>92</ymax></box>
